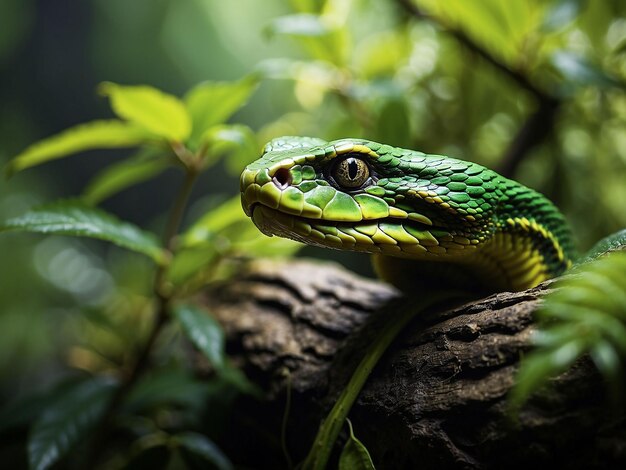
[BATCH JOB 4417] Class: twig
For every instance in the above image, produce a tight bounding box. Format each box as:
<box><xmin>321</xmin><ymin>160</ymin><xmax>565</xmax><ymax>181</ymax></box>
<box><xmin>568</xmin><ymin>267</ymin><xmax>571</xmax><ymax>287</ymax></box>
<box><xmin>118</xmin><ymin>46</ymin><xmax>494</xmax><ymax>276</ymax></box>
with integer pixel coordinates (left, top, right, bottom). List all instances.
<box><xmin>86</xmin><ymin>157</ymin><xmax>200</xmax><ymax>466</ymax></box>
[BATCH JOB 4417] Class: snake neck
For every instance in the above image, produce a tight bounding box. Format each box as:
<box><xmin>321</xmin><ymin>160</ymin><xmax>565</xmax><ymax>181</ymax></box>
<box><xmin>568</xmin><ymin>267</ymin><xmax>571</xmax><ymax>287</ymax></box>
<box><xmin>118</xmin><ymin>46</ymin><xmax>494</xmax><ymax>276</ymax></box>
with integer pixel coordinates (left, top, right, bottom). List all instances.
<box><xmin>374</xmin><ymin>179</ymin><xmax>576</xmax><ymax>293</ymax></box>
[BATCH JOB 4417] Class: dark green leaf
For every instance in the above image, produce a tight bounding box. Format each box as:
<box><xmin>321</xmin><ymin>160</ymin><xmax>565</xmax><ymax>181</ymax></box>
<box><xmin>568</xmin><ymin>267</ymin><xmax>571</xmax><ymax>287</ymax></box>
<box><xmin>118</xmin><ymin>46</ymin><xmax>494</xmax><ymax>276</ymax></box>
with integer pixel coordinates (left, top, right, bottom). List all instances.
<box><xmin>510</xmin><ymin>340</ymin><xmax>586</xmax><ymax>408</ymax></box>
<box><xmin>265</xmin><ymin>14</ymin><xmax>330</xmax><ymax>38</ymax></box>
<box><xmin>184</xmin><ymin>76</ymin><xmax>259</xmax><ymax>146</ymax></box>
<box><xmin>5</xmin><ymin>120</ymin><xmax>151</xmax><ymax>177</ymax></box>
<box><xmin>28</xmin><ymin>377</ymin><xmax>118</xmax><ymax>470</ymax></box>
<box><xmin>0</xmin><ymin>379</ymin><xmax>83</xmax><ymax>433</ymax></box>
<box><xmin>99</xmin><ymin>82</ymin><xmax>191</xmax><ymax>141</ymax></box>
<box><xmin>375</xmin><ymin>100</ymin><xmax>411</xmax><ymax>149</ymax></box>
<box><xmin>551</xmin><ymin>52</ymin><xmax>624</xmax><ymax>89</ymax></box>
<box><xmin>172</xmin><ymin>304</ymin><xmax>225</xmax><ymax>370</ymax></box>
<box><xmin>219</xmin><ymin>363</ymin><xmax>262</xmax><ymax>396</ymax></box>
<box><xmin>82</xmin><ymin>151</ymin><xmax>172</xmax><ymax>205</ymax></box>
<box><xmin>123</xmin><ymin>368</ymin><xmax>213</xmax><ymax>412</ymax></box>
<box><xmin>175</xmin><ymin>432</ymin><xmax>233</xmax><ymax>470</ymax></box>
<box><xmin>339</xmin><ymin>419</ymin><xmax>376</xmax><ymax>470</ymax></box>
<box><xmin>0</xmin><ymin>199</ymin><xmax>167</xmax><ymax>263</ymax></box>
<box><xmin>577</xmin><ymin>229</ymin><xmax>626</xmax><ymax>264</ymax></box>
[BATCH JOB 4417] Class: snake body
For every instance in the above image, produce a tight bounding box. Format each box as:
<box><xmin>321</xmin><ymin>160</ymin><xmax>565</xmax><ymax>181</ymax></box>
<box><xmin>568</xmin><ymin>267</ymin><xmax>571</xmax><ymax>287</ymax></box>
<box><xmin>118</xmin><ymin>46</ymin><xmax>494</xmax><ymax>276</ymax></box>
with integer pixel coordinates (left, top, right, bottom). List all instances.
<box><xmin>241</xmin><ymin>136</ymin><xmax>575</xmax><ymax>293</ymax></box>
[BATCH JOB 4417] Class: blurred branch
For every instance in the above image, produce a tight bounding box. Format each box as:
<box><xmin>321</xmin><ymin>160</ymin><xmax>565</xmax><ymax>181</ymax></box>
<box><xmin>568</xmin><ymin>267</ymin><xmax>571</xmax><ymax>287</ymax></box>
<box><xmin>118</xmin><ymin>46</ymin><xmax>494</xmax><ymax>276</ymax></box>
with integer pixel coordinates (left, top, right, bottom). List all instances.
<box><xmin>499</xmin><ymin>96</ymin><xmax>560</xmax><ymax>177</ymax></box>
<box><xmin>396</xmin><ymin>0</ymin><xmax>562</xmax><ymax>177</ymax></box>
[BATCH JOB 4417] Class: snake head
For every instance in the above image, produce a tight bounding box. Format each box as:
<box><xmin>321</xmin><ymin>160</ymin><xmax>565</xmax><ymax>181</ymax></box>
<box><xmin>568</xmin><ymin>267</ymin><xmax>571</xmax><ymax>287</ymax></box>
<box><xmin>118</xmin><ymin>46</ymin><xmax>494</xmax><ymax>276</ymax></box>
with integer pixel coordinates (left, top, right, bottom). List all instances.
<box><xmin>241</xmin><ymin>137</ymin><xmax>502</xmax><ymax>259</ymax></box>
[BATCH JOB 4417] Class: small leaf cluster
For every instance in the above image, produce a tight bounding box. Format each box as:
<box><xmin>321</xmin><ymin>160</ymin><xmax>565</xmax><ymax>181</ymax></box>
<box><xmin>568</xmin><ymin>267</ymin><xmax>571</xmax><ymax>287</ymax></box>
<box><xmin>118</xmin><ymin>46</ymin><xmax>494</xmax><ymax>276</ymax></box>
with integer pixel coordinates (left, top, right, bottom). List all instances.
<box><xmin>512</xmin><ymin>250</ymin><xmax>626</xmax><ymax>408</ymax></box>
<box><xmin>0</xmin><ymin>79</ymin><xmax>293</xmax><ymax>469</ymax></box>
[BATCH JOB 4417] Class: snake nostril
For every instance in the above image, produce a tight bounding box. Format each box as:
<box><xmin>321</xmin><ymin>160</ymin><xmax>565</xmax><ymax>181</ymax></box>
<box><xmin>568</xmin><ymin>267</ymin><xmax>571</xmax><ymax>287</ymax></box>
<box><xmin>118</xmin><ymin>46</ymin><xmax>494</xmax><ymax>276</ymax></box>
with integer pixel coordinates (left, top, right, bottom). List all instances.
<box><xmin>272</xmin><ymin>167</ymin><xmax>292</xmax><ymax>190</ymax></box>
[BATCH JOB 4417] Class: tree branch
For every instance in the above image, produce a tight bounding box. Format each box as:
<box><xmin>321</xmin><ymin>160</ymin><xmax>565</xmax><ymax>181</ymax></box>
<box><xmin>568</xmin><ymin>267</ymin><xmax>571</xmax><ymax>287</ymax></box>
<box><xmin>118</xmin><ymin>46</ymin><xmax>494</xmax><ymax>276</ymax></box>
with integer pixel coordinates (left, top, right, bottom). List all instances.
<box><xmin>205</xmin><ymin>259</ymin><xmax>626</xmax><ymax>469</ymax></box>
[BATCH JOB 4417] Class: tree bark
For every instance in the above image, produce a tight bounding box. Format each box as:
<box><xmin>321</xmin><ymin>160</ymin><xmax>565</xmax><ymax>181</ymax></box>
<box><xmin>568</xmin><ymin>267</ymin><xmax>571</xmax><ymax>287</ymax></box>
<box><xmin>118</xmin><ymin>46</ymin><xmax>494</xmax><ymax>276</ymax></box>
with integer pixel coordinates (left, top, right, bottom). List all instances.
<box><xmin>204</xmin><ymin>259</ymin><xmax>626</xmax><ymax>470</ymax></box>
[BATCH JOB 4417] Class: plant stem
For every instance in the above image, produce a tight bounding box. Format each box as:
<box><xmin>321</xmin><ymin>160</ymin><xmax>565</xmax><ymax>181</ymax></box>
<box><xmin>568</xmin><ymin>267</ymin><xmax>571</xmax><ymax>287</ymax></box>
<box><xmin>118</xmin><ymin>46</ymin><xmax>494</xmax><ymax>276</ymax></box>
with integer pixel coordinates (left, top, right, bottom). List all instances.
<box><xmin>301</xmin><ymin>291</ymin><xmax>464</xmax><ymax>470</ymax></box>
<box><xmin>87</xmin><ymin>159</ymin><xmax>200</xmax><ymax>465</ymax></box>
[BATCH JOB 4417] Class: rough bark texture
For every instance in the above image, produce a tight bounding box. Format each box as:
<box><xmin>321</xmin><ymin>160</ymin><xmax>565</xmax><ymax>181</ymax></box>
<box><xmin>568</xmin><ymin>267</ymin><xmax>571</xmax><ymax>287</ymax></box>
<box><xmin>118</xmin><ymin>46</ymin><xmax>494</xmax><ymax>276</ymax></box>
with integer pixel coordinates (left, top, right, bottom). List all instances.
<box><xmin>204</xmin><ymin>258</ymin><xmax>626</xmax><ymax>470</ymax></box>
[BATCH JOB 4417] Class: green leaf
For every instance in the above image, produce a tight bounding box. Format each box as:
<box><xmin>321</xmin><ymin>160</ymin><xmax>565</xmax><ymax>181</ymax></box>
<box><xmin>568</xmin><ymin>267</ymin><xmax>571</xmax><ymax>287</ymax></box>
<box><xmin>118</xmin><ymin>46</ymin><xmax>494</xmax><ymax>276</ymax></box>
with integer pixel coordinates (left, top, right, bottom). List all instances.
<box><xmin>124</xmin><ymin>368</ymin><xmax>214</xmax><ymax>413</ymax></box>
<box><xmin>0</xmin><ymin>200</ymin><xmax>167</xmax><ymax>263</ymax></box>
<box><xmin>542</xmin><ymin>0</ymin><xmax>584</xmax><ymax>31</ymax></box>
<box><xmin>175</xmin><ymin>432</ymin><xmax>233</xmax><ymax>470</ymax></box>
<box><xmin>265</xmin><ymin>14</ymin><xmax>330</xmax><ymax>38</ymax></box>
<box><xmin>167</xmin><ymin>245</ymin><xmax>218</xmax><ymax>286</ymax></box>
<box><xmin>100</xmin><ymin>82</ymin><xmax>192</xmax><ymax>141</ymax></box>
<box><xmin>184</xmin><ymin>76</ymin><xmax>259</xmax><ymax>146</ymax></box>
<box><xmin>551</xmin><ymin>52</ymin><xmax>624</xmax><ymax>89</ymax></box>
<box><xmin>82</xmin><ymin>151</ymin><xmax>172</xmax><ymax>205</ymax></box>
<box><xmin>181</xmin><ymin>196</ymin><xmax>302</xmax><ymax>258</ymax></box>
<box><xmin>5</xmin><ymin>120</ymin><xmax>151</xmax><ymax>177</ymax></box>
<box><xmin>172</xmin><ymin>304</ymin><xmax>225</xmax><ymax>370</ymax></box>
<box><xmin>0</xmin><ymin>379</ymin><xmax>83</xmax><ymax>433</ymax></box>
<box><xmin>28</xmin><ymin>377</ymin><xmax>118</xmax><ymax>470</ymax></box>
<box><xmin>339</xmin><ymin>419</ymin><xmax>376</xmax><ymax>470</ymax></box>
<box><xmin>578</xmin><ymin>229</ymin><xmax>626</xmax><ymax>265</ymax></box>
<box><xmin>511</xmin><ymin>252</ymin><xmax>626</xmax><ymax>408</ymax></box>
<box><xmin>200</xmin><ymin>124</ymin><xmax>258</xmax><ymax>172</ymax></box>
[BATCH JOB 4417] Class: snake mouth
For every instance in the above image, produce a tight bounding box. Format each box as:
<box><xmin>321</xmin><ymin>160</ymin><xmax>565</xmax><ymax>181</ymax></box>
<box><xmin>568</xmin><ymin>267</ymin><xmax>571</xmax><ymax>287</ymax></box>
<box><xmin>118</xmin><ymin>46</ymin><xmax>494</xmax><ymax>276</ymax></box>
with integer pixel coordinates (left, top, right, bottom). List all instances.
<box><xmin>248</xmin><ymin>202</ymin><xmax>475</xmax><ymax>258</ymax></box>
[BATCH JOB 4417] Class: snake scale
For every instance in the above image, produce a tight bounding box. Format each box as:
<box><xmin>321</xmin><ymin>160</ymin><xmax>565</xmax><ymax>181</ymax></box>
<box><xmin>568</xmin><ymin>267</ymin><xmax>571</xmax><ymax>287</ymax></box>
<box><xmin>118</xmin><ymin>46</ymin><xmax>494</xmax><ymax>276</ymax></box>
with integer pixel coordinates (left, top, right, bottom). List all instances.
<box><xmin>240</xmin><ymin>136</ymin><xmax>588</xmax><ymax>469</ymax></box>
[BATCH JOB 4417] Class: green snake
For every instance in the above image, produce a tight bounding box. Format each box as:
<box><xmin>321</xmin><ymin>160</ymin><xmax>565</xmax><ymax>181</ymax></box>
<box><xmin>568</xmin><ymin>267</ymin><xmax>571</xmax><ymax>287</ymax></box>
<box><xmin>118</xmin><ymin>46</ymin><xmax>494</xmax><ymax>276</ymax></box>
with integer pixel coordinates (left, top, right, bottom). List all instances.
<box><xmin>240</xmin><ymin>136</ymin><xmax>579</xmax><ymax>468</ymax></box>
<box><xmin>241</xmin><ymin>136</ymin><xmax>575</xmax><ymax>292</ymax></box>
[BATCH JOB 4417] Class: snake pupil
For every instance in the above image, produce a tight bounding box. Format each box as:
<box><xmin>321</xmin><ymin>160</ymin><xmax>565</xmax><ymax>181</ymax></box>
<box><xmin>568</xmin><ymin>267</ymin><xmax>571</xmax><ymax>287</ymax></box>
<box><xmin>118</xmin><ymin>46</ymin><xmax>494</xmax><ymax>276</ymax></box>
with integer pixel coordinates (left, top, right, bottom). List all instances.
<box><xmin>331</xmin><ymin>156</ymin><xmax>370</xmax><ymax>189</ymax></box>
<box><xmin>347</xmin><ymin>158</ymin><xmax>358</xmax><ymax>179</ymax></box>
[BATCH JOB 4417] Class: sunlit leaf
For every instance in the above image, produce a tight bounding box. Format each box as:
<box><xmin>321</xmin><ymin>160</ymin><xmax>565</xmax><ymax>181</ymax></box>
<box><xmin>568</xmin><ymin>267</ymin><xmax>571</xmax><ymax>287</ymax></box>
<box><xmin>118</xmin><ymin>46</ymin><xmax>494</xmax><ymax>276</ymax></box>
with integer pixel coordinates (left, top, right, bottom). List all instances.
<box><xmin>82</xmin><ymin>151</ymin><xmax>172</xmax><ymax>204</ymax></box>
<box><xmin>414</xmin><ymin>0</ymin><xmax>542</xmax><ymax>63</ymax></box>
<box><xmin>28</xmin><ymin>377</ymin><xmax>118</xmax><ymax>470</ymax></box>
<box><xmin>339</xmin><ymin>419</ymin><xmax>376</xmax><ymax>470</ymax></box>
<box><xmin>100</xmin><ymin>82</ymin><xmax>192</xmax><ymax>141</ymax></box>
<box><xmin>0</xmin><ymin>199</ymin><xmax>167</xmax><ymax>263</ymax></box>
<box><xmin>551</xmin><ymin>52</ymin><xmax>624</xmax><ymax>89</ymax></box>
<box><xmin>199</xmin><ymin>124</ymin><xmax>258</xmax><ymax>172</ymax></box>
<box><xmin>542</xmin><ymin>0</ymin><xmax>584</xmax><ymax>31</ymax></box>
<box><xmin>175</xmin><ymin>432</ymin><xmax>233</xmax><ymax>470</ymax></box>
<box><xmin>5</xmin><ymin>120</ymin><xmax>151</xmax><ymax>177</ymax></box>
<box><xmin>172</xmin><ymin>304</ymin><xmax>225</xmax><ymax>370</ymax></box>
<box><xmin>265</xmin><ymin>14</ymin><xmax>330</xmax><ymax>38</ymax></box>
<box><xmin>184</xmin><ymin>76</ymin><xmax>259</xmax><ymax>146</ymax></box>
<box><xmin>181</xmin><ymin>196</ymin><xmax>302</xmax><ymax>258</ymax></box>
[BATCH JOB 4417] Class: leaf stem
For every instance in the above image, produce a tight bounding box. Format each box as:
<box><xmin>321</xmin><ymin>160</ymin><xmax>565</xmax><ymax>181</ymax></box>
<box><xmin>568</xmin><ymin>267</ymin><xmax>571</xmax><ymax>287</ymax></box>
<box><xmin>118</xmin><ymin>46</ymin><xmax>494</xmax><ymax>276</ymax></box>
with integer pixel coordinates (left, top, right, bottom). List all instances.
<box><xmin>301</xmin><ymin>292</ymin><xmax>464</xmax><ymax>470</ymax></box>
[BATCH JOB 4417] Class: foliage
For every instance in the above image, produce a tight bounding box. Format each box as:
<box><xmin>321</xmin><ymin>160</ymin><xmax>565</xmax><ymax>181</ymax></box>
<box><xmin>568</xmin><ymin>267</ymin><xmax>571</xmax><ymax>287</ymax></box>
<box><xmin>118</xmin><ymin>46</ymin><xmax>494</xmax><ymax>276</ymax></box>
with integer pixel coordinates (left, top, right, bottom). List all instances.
<box><xmin>0</xmin><ymin>79</ymin><xmax>296</xmax><ymax>469</ymax></box>
<box><xmin>511</xmin><ymin>251</ymin><xmax>626</xmax><ymax>408</ymax></box>
<box><xmin>338</xmin><ymin>419</ymin><xmax>376</xmax><ymax>470</ymax></box>
<box><xmin>0</xmin><ymin>0</ymin><xmax>625</xmax><ymax>468</ymax></box>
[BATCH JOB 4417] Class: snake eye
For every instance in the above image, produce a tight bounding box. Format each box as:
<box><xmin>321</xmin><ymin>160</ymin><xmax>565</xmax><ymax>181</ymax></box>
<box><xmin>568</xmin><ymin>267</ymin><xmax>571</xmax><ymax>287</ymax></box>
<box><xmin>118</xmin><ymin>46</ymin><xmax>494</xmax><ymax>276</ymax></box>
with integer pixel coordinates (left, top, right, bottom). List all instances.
<box><xmin>331</xmin><ymin>157</ymin><xmax>370</xmax><ymax>189</ymax></box>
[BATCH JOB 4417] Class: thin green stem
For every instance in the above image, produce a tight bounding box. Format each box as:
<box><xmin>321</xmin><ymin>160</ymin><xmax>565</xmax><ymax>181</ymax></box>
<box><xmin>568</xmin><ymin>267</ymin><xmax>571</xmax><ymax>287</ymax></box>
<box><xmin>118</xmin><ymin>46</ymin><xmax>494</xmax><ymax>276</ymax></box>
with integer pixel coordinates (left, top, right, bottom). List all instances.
<box><xmin>301</xmin><ymin>291</ymin><xmax>465</xmax><ymax>470</ymax></box>
<box><xmin>87</xmin><ymin>154</ymin><xmax>200</xmax><ymax>466</ymax></box>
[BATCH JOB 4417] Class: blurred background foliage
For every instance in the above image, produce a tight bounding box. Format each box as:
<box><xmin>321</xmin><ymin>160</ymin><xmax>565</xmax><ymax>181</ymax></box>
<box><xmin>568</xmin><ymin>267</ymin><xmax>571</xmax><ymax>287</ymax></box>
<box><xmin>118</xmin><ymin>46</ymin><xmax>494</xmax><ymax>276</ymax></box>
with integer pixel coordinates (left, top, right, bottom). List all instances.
<box><xmin>1</xmin><ymin>0</ymin><xmax>626</xmax><ymax>468</ymax></box>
